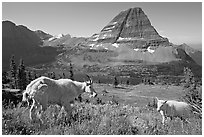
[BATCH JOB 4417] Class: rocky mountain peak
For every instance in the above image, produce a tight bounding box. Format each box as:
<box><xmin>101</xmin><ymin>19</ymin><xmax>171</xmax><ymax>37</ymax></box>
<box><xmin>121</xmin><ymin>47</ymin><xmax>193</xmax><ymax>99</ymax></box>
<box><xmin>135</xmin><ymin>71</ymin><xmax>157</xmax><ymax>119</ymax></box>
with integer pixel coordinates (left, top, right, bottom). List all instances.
<box><xmin>88</xmin><ymin>7</ymin><xmax>169</xmax><ymax>49</ymax></box>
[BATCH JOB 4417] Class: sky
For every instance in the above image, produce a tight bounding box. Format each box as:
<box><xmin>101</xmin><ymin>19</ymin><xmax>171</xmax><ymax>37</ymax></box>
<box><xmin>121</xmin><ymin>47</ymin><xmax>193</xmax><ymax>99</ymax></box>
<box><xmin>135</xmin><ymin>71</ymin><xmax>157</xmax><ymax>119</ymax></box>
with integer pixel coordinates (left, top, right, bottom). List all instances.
<box><xmin>2</xmin><ymin>2</ymin><xmax>202</xmax><ymax>49</ymax></box>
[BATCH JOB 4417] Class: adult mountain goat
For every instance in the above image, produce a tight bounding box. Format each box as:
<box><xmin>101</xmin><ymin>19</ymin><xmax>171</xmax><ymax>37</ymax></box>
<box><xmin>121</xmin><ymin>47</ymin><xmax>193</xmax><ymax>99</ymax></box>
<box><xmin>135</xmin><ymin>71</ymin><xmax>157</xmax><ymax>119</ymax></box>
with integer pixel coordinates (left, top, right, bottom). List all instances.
<box><xmin>22</xmin><ymin>75</ymin><xmax>97</xmax><ymax>123</ymax></box>
<box><xmin>155</xmin><ymin>97</ymin><xmax>199</xmax><ymax>125</ymax></box>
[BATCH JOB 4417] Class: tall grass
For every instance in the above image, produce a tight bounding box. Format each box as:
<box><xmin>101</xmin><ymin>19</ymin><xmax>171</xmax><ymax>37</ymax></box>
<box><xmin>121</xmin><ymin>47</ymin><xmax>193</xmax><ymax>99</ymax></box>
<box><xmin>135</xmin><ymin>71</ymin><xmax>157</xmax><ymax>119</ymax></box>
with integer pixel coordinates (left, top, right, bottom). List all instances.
<box><xmin>2</xmin><ymin>101</ymin><xmax>202</xmax><ymax>135</ymax></box>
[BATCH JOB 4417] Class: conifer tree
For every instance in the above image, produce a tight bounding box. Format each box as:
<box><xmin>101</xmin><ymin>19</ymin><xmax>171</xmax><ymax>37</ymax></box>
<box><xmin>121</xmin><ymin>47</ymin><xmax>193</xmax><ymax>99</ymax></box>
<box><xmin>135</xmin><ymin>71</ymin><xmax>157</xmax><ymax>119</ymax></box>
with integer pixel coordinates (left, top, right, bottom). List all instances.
<box><xmin>126</xmin><ymin>79</ymin><xmax>130</xmax><ymax>85</ymax></box>
<box><xmin>182</xmin><ymin>67</ymin><xmax>202</xmax><ymax>116</ymax></box>
<box><xmin>10</xmin><ymin>55</ymin><xmax>17</xmax><ymax>88</ymax></box>
<box><xmin>27</xmin><ymin>71</ymin><xmax>33</xmax><ymax>84</ymax></box>
<box><xmin>51</xmin><ymin>72</ymin><xmax>56</xmax><ymax>79</ymax></box>
<box><xmin>34</xmin><ymin>72</ymin><xmax>38</xmax><ymax>79</ymax></box>
<box><xmin>2</xmin><ymin>71</ymin><xmax>9</xmax><ymax>84</ymax></box>
<box><xmin>17</xmin><ymin>59</ymin><xmax>27</xmax><ymax>90</ymax></box>
<box><xmin>113</xmin><ymin>76</ymin><xmax>118</xmax><ymax>88</ymax></box>
<box><xmin>62</xmin><ymin>72</ymin><xmax>65</xmax><ymax>78</ymax></box>
<box><xmin>69</xmin><ymin>63</ymin><xmax>74</xmax><ymax>80</ymax></box>
<box><xmin>183</xmin><ymin>67</ymin><xmax>195</xmax><ymax>88</ymax></box>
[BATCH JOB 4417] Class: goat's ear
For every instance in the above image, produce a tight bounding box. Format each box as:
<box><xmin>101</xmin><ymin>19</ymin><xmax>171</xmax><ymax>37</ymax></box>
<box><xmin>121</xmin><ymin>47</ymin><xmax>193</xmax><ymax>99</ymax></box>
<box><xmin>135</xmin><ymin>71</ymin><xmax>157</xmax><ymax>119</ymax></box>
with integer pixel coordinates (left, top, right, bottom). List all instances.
<box><xmin>155</xmin><ymin>97</ymin><xmax>158</xmax><ymax>102</ymax></box>
<box><xmin>86</xmin><ymin>74</ymin><xmax>93</xmax><ymax>84</ymax></box>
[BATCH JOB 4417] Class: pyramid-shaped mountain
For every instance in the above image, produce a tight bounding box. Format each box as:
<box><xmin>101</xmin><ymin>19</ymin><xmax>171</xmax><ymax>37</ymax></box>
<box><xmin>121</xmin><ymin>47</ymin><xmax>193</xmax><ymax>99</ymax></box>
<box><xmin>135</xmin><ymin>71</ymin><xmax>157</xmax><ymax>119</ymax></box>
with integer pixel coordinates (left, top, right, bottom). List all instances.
<box><xmin>83</xmin><ymin>7</ymin><xmax>200</xmax><ymax>65</ymax></box>
<box><xmin>88</xmin><ymin>7</ymin><xmax>169</xmax><ymax>48</ymax></box>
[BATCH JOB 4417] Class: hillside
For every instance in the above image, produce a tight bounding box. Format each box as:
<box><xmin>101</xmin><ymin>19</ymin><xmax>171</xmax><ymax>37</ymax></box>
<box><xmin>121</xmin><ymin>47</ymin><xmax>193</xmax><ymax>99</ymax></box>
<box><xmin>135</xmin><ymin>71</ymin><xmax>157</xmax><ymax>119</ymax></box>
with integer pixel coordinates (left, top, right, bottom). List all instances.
<box><xmin>177</xmin><ymin>43</ymin><xmax>202</xmax><ymax>66</ymax></box>
<box><xmin>2</xmin><ymin>21</ymin><xmax>61</xmax><ymax>70</ymax></box>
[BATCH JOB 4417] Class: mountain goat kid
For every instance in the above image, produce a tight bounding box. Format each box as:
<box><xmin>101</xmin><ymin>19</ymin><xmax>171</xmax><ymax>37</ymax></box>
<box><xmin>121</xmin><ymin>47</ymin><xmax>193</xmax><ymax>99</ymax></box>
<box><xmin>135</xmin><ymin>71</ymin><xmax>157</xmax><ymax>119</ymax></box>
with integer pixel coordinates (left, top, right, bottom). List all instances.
<box><xmin>22</xmin><ymin>75</ymin><xmax>97</xmax><ymax>123</ymax></box>
<box><xmin>155</xmin><ymin>97</ymin><xmax>198</xmax><ymax>126</ymax></box>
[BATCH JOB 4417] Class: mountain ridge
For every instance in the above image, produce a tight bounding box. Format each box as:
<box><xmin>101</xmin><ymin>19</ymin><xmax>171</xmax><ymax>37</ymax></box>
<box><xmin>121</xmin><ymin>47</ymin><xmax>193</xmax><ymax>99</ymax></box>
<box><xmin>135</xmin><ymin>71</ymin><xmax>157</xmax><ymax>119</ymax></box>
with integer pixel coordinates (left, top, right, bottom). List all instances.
<box><xmin>2</xmin><ymin>7</ymin><xmax>202</xmax><ymax>71</ymax></box>
<box><xmin>2</xmin><ymin>21</ymin><xmax>61</xmax><ymax>70</ymax></box>
<box><xmin>35</xmin><ymin>30</ymin><xmax>53</xmax><ymax>41</ymax></box>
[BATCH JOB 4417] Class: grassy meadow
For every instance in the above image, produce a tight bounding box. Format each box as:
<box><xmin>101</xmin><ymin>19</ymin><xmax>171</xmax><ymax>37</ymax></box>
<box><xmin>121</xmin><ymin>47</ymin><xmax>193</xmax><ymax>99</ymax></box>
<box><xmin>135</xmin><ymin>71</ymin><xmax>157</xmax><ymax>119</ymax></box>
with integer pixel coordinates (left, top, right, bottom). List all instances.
<box><xmin>2</xmin><ymin>83</ymin><xmax>202</xmax><ymax>135</ymax></box>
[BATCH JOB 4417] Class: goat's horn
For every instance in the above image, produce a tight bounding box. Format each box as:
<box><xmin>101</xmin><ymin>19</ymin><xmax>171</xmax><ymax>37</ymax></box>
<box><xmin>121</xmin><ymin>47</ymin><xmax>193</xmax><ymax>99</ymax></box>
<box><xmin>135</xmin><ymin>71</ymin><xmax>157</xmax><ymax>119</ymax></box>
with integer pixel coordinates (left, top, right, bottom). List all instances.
<box><xmin>86</xmin><ymin>74</ymin><xmax>93</xmax><ymax>84</ymax></box>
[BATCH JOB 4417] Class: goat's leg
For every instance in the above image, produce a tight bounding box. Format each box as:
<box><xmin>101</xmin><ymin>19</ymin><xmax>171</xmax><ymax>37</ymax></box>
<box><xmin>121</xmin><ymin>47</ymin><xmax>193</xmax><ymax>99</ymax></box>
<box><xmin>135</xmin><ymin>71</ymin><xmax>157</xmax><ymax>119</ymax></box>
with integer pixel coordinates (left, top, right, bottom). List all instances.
<box><xmin>37</xmin><ymin>99</ymin><xmax>48</xmax><ymax>124</ymax></box>
<box><xmin>63</xmin><ymin>103</ymin><xmax>73</xmax><ymax>125</ymax></box>
<box><xmin>160</xmin><ymin>111</ymin><xmax>166</xmax><ymax>125</ymax></box>
<box><xmin>162</xmin><ymin>116</ymin><xmax>166</xmax><ymax>125</ymax></box>
<box><xmin>29</xmin><ymin>99</ymin><xmax>37</xmax><ymax>121</ymax></box>
<box><xmin>36</xmin><ymin>105</ymin><xmax>45</xmax><ymax>124</ymax></box>
<box><xmin>63</xmin><ymin>103</ymin><xmax>72</xmax><ymax>119</ymax></box>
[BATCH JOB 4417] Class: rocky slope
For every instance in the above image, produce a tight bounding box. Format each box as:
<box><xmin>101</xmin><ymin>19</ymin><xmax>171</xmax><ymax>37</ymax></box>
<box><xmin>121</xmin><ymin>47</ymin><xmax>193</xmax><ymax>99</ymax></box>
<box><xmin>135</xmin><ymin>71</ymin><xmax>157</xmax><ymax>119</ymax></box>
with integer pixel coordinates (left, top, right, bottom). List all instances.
<box><xmin>177</xmin><ymin>43</ymin><xmax>202</xmax><ymax>66</ymax></box>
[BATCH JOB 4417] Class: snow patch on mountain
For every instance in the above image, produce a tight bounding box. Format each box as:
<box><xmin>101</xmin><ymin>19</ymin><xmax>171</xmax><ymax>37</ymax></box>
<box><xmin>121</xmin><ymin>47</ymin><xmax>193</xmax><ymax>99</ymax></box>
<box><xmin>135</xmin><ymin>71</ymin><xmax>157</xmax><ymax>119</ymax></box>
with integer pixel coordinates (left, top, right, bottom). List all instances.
<box><xmin>89</xmin><ymin>44</ymin><xmax>95</xmax><ymax>47</ymax></box>
<box><xmin>112</xmin><ymin>22</ymin><xmax>118</xmax><ymax>25</ymax></box>
<box><xmin>103</xmin><ymin>25</ymin><xmax>115</xmax><ymax>31</ymax></box>
<box><xmin>112</xmin><ymin>43</ymin><xmax>119</xmax><ymax>48</ymax></box>
<box><xmin>134</xmin><ymin>48</ymin><xmax>139</xmax><ymax>51</ymax></box>
<box><xmin>48</xmin><ymin>34</ymin><xmax>64</xmax><ymax>41</ymax></box>
<box><xmin>147</xmin><ymin>47</ymin><xmax>155</xmax><ymax>53</ymax></box>
<box><xmin>92</xmin><ymin>37</ymin><xmax>99</xmax><ymax>41</ymax></box>
<box><xmin>118</xmin><ymin>37</ymin><xmax>133</xmax><ymax>41</ymax></box>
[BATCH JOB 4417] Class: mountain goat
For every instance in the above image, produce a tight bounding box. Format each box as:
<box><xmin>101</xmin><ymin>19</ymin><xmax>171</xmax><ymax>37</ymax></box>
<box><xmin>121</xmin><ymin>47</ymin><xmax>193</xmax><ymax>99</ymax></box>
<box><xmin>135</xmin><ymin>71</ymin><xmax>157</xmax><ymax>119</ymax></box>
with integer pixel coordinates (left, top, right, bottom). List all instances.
<box><xmin>155</xmin><ymin>97</ymin><xmax>197</xmax><ymax>125</ymax></box>
<box><xmin>22</xmin><ymin>75</ymin><xmax>97</xmax><ymax>123</ymax></box>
